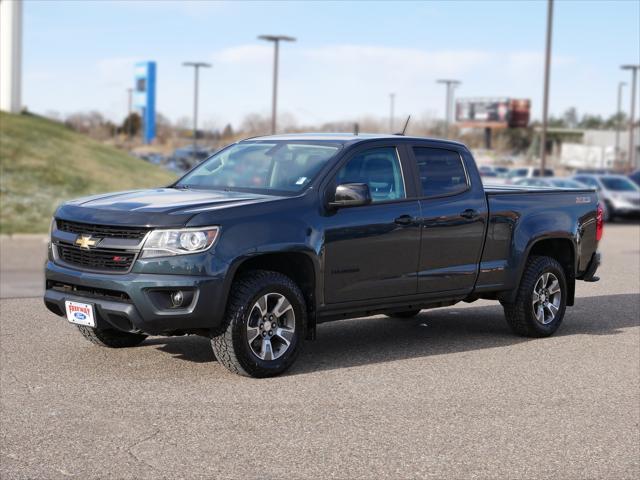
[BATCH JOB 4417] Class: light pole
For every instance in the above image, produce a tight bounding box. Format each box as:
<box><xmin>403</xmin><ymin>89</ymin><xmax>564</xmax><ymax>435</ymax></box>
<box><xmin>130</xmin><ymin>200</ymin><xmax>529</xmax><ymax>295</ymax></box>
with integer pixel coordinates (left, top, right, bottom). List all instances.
<box><xmin>182</xmin><ymin>62</ymin><xmax>211</xmax><ymax>160</ymax></box>
<box><xmin>389</xmin><ymin>93</ymin><xmax>395</xmax><ymax>132</ymax></box>
<box><xmin>258</xmin><ymin>35</ymin><xmax>296</xmax><ymax>134</ymax></box>
<box><xmin>436</xmin><ymin>79</ymin><xmax>461</xmax><ymax>138</ymax></box>
<box><xmin>126</xmin><ymin>87</ymin><xmax>133</xmax><ymax>142</ymax></box>
<box><xmin>621</xmin><ymin>64</ymin><xmax>639</xmax><ymax>170</ymax></box>
<box><xmin>615</xmin><ymin>82</ymin><xmax>626</xmax><ymax>164</ymax></box>
<box><xmin>540</xmin><ymin>0</ymin><xmax>554</xmax><ymax>173</ymax></box>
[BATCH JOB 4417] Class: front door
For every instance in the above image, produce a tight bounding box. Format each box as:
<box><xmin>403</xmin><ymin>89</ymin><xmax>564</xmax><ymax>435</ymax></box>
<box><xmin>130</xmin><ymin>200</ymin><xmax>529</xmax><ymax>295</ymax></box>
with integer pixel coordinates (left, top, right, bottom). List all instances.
<box><xmin>323</xmin><ymin>146</ymin><xmax>421</xmax><ymax>304</ymax></box>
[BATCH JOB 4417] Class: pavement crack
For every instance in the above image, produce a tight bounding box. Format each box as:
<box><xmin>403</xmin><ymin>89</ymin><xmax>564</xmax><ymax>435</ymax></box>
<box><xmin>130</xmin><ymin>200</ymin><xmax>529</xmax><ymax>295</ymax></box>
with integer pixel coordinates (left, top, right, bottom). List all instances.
<box><xmin>125</xmin><ymin>428</ymin><xmax>163</xmax><ymax>472</ymax></box>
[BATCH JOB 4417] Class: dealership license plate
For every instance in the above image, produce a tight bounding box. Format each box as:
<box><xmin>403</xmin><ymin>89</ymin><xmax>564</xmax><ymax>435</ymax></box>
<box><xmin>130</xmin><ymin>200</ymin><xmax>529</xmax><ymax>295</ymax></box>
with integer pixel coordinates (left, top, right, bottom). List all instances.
<box><xmin>64</xmin><ymin>301</ymin><xmax>95</xmax><ymax>327</ymax></box>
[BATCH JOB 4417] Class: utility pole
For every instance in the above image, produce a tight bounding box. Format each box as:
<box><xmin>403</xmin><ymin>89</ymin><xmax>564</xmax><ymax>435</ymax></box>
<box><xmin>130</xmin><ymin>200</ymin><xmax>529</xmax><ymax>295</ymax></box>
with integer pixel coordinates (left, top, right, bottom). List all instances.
<box><xmin>126</xmin><ymin>87</ymin><xmax>133</xmax><ymax>143</ymax></box>
<box><xmin>615</xmin><ymin>82</ymin><xmax>626</xmax><ymax>165</ymax></box>
<box><xmin>258</xmin><ymin>35</ymin><xmax>296</xmax><ymax>134</ymax></box>
<box><xmin>0</xmin><ymin>0</ymin><xmax>22</xmax><ymax>113</ymax></box>
<box><xmin>182</xmin><ymin>62</ymin><xmax>211</xmax><ymax>161</ymax></box>
<box><xmin>389</xmin><ymin>93</ymin><xmax>395</xmax><ymax>132</ymax></box>
<box><xmin>621</xmin><ymin>64</ymin><xmax>639</xmax><ymax>170</ymax></box>
<box><xmin>436</xmin><ymin>79</ymin><xmax>461</xmax><ymax>138</ymax></box>
<box><xmin>540</xmin><ymin>0</ymin><xmax>554</xmax><ymax>172</ymax></box>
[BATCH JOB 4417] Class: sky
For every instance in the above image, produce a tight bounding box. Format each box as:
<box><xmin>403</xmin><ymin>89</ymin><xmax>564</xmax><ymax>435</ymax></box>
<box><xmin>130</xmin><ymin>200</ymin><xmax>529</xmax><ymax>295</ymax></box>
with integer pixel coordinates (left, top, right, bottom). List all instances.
<box><xmin>23</xmin><ymin>0</ymin><xmax>640</xmax><ymax>129</ymax></box>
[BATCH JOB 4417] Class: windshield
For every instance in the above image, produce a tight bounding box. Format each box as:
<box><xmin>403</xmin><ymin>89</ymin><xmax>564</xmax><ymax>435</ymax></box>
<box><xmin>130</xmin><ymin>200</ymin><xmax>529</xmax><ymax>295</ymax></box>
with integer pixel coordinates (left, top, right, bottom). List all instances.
<box><xmin>600</xmin><ymin>176</ymin><xmax>639</xmax><ymax>192</ymax></box>
<box><xmin>175</xmin><ymin>141</ymin><xmax>341</xmax><ymax>194</ymax></box>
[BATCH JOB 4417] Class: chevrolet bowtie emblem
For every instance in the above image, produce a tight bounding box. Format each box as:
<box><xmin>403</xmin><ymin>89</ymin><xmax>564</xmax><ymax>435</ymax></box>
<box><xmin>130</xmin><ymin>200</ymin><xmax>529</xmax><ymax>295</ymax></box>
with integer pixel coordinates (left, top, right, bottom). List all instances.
<box><xmin>75</xmin><ymin>234</ymin><xmax>99</xmax><ymax>250</ymax></box>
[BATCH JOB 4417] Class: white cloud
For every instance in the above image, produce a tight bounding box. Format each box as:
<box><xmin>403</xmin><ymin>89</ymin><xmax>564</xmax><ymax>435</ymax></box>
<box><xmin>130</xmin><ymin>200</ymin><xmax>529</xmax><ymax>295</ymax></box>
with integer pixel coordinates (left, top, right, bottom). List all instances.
<box><xmin>213</xmin><ymin>45</ymin><xmax>272</xmax><ymax>65</ymax></box>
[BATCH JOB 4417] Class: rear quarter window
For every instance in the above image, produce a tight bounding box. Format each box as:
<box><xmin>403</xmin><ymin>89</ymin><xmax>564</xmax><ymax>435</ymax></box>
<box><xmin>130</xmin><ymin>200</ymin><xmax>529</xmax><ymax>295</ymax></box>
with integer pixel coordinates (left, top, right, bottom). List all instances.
<box><xmin>413</xmin><ymin>147</ymin><xmax>468</xmax><ymax>197</ymax></box>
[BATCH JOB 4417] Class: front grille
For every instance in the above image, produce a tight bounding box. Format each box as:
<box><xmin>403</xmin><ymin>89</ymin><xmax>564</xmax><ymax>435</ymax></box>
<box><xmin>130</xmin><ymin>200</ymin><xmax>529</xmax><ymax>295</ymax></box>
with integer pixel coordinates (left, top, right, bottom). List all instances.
<box><xmin>57</xmin><ymin>244</ymin><xmax>136</xmax><ymax>272</ymax></box>
<box><xmin>47</xmin><ymin>280</ymin><xmax>131</xmax><ymax>302</ymax></box>
<box><xmin>56</xmin><ymin>220</ymin><xmax>149</xmax><ymax>240</ymax></box>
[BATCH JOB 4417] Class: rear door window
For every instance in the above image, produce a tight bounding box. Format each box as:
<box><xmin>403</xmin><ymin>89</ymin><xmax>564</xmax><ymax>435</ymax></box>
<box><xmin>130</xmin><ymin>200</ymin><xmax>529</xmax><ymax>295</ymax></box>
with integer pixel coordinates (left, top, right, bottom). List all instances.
<box><xmin>412</xmin><ymin>147</ymin><xmax>468</xmax><ymax>197</ymax></box>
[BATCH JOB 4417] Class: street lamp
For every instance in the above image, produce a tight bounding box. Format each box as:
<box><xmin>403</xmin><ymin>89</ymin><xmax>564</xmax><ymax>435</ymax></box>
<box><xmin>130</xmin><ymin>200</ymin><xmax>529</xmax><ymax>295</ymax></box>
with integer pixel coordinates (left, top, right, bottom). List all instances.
<box><xmin>258</xmin><ymin>35</ymin><xmax>296</xmax><ymax>134</ymax></box>
<box><xmin>389</xmin><ymin>93</ymin><xmax>395</xmax><ymax>132</ymax></box>
<box><xmin>621</xmin><ymin>64</ymin><xmax>639</xmax><ymax>170</ymax></box>
<box><xmin>615</xmin><ymin>82</ymin><xmax>626</xmax><ymax>164</ymax></box>
<box><xmin>126</xmin><ymin>87</ymin><xmax>133</xmax><ymax>143</ymax></box>
<box><xmin>540</xmin><ymin>0</ymin><xmax>554</xmax><ymax>173</ymax></box>
<box><xmin>436</xmin><ymin>79</ymin><xmax>461</xmax><ymax>138</ymax></box>
<box><xmin>182</xmin><ymin>61</ymin><xmax>211</xmax><ymax>160</ymax></box>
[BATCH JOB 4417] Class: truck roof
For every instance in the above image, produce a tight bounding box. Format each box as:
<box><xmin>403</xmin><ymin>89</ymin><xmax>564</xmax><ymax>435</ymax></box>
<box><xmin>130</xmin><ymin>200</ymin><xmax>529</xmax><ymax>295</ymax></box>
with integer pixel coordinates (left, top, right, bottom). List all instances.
<box><xmin>242</xmin><ymin>132</ymin><xmax>466</xmax><ymax>147</ymax></box>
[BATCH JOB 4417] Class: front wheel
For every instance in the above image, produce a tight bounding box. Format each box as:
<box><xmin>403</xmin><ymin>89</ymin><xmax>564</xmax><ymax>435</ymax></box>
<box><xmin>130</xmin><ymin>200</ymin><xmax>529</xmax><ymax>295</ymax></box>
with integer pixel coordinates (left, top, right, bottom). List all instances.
<box><xmin>502</xmin><ymin>255</ymin><xmax>567</xmax><ymax>337</ymax></box>
<box><xmin>211</xmin><ymin>270</ymin><xmax>306</xmax><ymax>378</ymax></box>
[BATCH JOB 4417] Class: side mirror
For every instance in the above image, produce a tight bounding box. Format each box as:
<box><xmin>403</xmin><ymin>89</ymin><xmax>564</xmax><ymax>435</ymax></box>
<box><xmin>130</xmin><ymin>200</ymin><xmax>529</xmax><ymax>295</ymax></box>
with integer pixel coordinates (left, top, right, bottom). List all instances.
<box><xmin>328</xmin><ymin>183</ymin><xmax>372</xmax><ymax>209</ymax></box>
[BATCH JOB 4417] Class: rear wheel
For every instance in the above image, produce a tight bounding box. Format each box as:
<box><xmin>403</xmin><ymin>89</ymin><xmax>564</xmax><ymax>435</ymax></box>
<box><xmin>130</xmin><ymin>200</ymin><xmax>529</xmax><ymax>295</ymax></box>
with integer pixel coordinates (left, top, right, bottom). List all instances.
<box><xmin>503</xmin><ymin>255</ymin><xmax>567</xmax><ymax>337</ymax></box>
<box><xmin>76</xmin><ymin>325</ymin><xmax>147</xmax><ymax>348</ymax></box>
<box><xmin>385</xmin><ymin>309</ymin><xmax>421</xmax><ymax>319</ymax></box>
<box><xmin>211</xmin><ymin>270</ymin><xmax>305</xmax><ymax>378</ymax></box>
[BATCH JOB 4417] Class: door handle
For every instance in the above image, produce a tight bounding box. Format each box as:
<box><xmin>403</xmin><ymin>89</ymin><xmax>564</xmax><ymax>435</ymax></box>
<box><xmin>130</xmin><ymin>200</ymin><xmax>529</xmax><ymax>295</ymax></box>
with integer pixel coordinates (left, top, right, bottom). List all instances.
<box><xmin>460</xmin><ymin>209</ymin><xmax>479</xmax><ymax>219</ymax></box>
<box><xmin>394</xmin><ymin>215</ymin><xmax>415</xmax><ymax>226</ymax></box>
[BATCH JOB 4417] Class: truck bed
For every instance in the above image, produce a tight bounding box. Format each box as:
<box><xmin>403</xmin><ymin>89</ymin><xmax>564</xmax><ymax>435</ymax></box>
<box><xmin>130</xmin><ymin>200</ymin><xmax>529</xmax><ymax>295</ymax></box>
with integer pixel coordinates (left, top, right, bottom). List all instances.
<box><xmin>474</xmin><ymin>185</ymin><xmax>600</xmax><ymax>298</ymax></box>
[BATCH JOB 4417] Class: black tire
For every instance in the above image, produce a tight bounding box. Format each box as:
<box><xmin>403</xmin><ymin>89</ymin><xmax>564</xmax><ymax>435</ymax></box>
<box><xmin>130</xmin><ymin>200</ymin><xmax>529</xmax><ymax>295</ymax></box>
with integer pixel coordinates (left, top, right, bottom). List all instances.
<box><xmin>211</xmin><ymin>270</ymin><xmax>306</xmax><ymax>378</ymax></box>
<box><xmin>502</xmin><ymin>255</ymin><xmax>567</xmax><ymax>338</ymax></box>
<box><xmin>385</xmin><ymin>309</ymin><xmax>421</xmax><ymax>319</ymax></box>
<box><xmin>76</xmin><ymin>325</ymin><xmax>147</xmax><ymax>348</ymax></box>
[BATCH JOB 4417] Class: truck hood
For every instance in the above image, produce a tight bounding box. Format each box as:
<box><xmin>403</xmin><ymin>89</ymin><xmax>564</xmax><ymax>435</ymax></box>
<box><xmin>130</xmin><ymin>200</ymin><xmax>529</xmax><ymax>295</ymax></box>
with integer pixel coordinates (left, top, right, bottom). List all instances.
<box><xmin>55</xmin><ymin>188</ymin><xmax>285</xmax><ymax>227</ymax></box>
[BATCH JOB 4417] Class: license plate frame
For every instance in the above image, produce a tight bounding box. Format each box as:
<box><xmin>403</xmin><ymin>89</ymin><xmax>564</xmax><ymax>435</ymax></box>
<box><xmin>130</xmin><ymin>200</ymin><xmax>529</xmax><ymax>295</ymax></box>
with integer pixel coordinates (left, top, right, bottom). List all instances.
<box><xmin>64</xmin><ymin>300</ymin><xmax>96</xmax><ymax>327</ymax></box>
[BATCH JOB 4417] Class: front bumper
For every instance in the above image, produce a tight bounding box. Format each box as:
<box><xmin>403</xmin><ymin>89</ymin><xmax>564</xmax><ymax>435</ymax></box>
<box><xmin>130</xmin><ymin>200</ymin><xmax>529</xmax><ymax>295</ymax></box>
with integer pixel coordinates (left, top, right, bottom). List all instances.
<box><xmin>610</xmin><ymin>203</ymin><xmax>640</xmax><ymax>216</ymax></box>
<box><xmin>44</xmin><ymin>260</ymin><xmax>227</xmax><ymax>335</ymax></box>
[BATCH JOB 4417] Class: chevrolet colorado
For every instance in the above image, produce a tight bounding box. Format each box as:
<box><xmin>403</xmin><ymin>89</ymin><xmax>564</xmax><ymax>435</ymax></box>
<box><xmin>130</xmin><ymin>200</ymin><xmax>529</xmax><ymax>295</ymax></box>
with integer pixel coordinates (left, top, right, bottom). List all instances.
<box><xmin>44</xmin><ymin>134</ymin><xmax>602</xmax><ymax>377</ymax></box>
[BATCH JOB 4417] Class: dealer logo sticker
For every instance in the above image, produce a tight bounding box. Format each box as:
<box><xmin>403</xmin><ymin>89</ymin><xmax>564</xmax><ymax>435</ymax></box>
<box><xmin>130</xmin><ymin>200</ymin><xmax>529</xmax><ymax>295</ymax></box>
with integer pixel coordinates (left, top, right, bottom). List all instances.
<box><xmin>64</xmin><ymin>301</ymin><xmax>95</xmax><ymax>327</ymax></box>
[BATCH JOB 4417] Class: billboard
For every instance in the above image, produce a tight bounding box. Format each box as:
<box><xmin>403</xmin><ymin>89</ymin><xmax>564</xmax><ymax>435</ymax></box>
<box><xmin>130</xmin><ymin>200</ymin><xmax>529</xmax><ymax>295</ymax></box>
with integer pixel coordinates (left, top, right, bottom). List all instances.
<box><xmin>134</xmin><ymin>61</ymin><xmax>156</xmax><ymax>144</ymax></box>
<box><xmin>455</xmin><ymin>98</ymin><xmax>530</xmax><ymax>128</ymax></box>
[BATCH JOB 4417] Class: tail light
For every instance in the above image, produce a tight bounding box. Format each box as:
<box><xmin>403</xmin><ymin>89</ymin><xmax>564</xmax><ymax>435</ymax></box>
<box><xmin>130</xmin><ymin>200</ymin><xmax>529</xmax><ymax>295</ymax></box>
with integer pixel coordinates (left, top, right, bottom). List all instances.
<box><xmin>596</xmin><ymin>203</ymin><xmax>604</xmax><ymax>241</ymax></box>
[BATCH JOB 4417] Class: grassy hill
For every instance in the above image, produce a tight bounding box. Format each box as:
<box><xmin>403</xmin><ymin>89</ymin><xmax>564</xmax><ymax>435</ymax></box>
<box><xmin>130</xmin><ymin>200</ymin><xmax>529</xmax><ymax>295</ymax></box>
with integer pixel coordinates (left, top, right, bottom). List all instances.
<box><xmin>0</xmin><ymin>112</ymin><xmax>176</xmax><ymax>234</ymax></box>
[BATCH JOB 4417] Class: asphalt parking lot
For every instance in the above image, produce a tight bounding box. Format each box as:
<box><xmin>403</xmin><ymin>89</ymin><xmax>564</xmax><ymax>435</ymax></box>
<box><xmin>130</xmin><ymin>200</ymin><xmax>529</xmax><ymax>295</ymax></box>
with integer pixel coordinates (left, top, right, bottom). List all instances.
<box><xmin>1</xmin><ymin>224</ymin><xmax>639</xmax><ymax>479</ymax></box>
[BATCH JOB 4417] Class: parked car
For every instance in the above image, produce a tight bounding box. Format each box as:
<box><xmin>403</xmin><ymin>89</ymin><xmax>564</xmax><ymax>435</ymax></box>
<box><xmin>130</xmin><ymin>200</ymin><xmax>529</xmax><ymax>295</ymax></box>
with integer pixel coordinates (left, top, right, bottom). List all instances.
<box><xmin>514</xmin><ymin>177</ymin><xmax>610</xmax><ymax>219</ymax></box>
<box><xmin>506</xmin><ymin>167</ymin><xmax>555</xmax><ymax>184</ymax></box>
<box><xmin>513</xmin><ymin>178</ymin><xmax>587</xmax><ymax>189</ymax></box>
<box><xmin>629</xmin><ymin>169</ymin><xmax>640</xmax><ymax>187</ymax></box>
<box><xmin>478</xmin><ymin>166</ymin><xmax>498</xmax><ymax>177</ymax></box>
<box><xmin>492</xmin><ymin>166</ymin><xmax>510</xmax><ymax>177</ymax></box>
<box><xmin>572</xmin><ymin>174</ymin><xmax>640</xmax><ymax>220</ymax></box>
<box><xmin>44</xmin><ymin>134</ymin><xmax>602</xmax><ymax>377</ymax></box>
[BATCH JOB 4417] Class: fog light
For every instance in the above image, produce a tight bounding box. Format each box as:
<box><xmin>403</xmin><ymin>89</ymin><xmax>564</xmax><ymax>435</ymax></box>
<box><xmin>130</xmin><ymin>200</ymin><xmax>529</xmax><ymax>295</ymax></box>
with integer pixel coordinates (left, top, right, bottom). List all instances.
<box><xmin>170</xmin><ymin>290</ymin><xmax>184</xmax><ymax>308</ymax></box>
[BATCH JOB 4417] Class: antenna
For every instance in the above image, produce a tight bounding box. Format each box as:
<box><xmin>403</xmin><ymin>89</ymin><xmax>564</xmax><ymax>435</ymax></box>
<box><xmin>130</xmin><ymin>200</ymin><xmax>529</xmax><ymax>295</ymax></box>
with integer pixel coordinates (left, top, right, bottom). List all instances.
<box><xmin>394</xmin><ymin>115</ymin><xmax>411</xmax><ymax>135</ymax></box>
<box><xmin>402</xmin><ymin>115</ymin><xmax>411</xmax><ymax>135</ymax></box>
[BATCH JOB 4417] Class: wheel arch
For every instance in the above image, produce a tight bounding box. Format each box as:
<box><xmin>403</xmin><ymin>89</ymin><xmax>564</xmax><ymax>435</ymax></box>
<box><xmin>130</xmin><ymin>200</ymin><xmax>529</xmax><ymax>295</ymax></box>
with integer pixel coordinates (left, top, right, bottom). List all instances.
<box><xmin>223</xmin><ymin>250</ymin><xmax>319</xmax><ymax>339</ymax></box>
<box><xmin>507</xmin><ymin>236</ymin><xmax>577</xmax><ymax>306</ymax></box>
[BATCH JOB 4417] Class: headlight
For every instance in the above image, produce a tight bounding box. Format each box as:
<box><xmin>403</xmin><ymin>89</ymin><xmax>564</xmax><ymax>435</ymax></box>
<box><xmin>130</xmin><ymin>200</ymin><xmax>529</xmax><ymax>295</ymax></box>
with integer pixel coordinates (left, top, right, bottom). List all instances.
<box><xmin>141</xmin><ymin>227</ymin><xmax>219</xmax><ymax>258</ymax></box>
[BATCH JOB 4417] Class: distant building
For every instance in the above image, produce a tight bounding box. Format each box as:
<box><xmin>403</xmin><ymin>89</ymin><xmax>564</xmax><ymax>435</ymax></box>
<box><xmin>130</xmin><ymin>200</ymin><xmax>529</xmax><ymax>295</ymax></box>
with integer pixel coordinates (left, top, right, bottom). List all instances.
<box><xmin>558</xmin><ymin>128</ymin><xmax>639</xmax><ymax>171</ymax></box>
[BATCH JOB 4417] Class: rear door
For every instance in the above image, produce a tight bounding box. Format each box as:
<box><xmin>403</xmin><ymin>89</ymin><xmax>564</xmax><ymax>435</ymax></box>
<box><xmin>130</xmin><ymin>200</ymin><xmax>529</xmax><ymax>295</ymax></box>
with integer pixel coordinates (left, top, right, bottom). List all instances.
<box><xmin>408</xmin><ymin>145</ymin><xmax>488</xmax><ymax>294</ymax></box>
<box><xmin>322</xmin><ymin>143</ymin><xmax>422</xmax><ymax>304</ymax></box>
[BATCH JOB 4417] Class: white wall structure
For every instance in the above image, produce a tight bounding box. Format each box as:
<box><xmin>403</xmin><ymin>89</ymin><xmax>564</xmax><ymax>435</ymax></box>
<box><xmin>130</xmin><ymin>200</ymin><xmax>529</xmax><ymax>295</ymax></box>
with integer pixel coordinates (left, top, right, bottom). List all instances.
<box><xmin>0</xmin><ymin>0</ymin><xmax>23</xmax><ymax>113</ymax></box>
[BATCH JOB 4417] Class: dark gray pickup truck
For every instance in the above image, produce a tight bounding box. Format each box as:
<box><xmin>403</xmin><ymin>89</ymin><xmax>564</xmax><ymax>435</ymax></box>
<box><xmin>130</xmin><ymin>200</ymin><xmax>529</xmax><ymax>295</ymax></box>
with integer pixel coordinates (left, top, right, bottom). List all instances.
<box><xmin>44</xmin><ymin>134</ymin><xmax>602</xmax><ymax>377</ymax></box>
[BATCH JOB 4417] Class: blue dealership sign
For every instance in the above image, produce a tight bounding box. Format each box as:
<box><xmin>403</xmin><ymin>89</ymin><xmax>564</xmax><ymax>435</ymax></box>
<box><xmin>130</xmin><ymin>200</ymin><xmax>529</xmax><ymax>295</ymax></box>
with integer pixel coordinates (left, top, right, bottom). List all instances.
<box><xmin>134</xmin><ymin>61</ymin><xmax>156</xmax><ymax>144</ymax></box>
